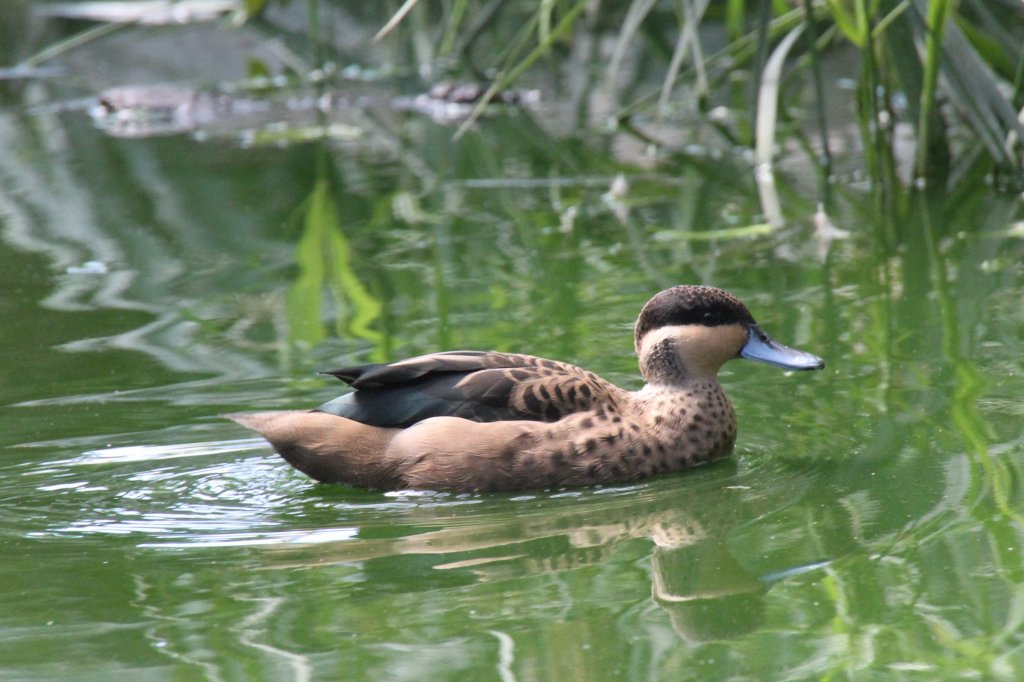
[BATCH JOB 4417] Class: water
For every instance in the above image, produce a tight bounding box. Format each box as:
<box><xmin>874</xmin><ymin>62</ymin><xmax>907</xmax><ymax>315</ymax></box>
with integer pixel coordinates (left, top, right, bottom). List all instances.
<box><xmin>3</xmin><ymin>6</ymin><xmax>1024</xmax><ymax>681</ymax></box>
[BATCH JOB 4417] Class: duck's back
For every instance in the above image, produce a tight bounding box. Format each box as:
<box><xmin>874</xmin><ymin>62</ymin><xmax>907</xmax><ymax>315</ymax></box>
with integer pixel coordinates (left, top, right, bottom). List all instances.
<box><xmin>316</xmin><ymin>350</ymin><xmax>627</xmax><ymax>428</ymax></box>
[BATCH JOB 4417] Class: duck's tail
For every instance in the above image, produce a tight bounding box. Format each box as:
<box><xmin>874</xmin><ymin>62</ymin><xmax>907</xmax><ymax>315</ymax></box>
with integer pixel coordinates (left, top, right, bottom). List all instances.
<box><xmin>226</xmin><ymin>411</ymin><xmax>399</xmax><ymax>488</ymax></box>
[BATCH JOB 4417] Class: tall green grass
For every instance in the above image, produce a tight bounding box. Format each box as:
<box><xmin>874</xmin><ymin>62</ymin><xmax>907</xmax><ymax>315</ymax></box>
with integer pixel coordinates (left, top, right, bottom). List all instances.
<box><xmin>367</xmin><ymin>0</ymin><xmax>1024</xmax><ymax>191</ymax></box>
<box><xmin>20</xmin><ymin>1</ymin><xmax>1024</xmax><ymax>193</ymax></box>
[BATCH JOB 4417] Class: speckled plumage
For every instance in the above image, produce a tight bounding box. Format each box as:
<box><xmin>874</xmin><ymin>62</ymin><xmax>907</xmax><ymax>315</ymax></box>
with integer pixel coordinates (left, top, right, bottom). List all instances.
<box><xmin>228</xmin><ymin>285</ymin><xmax>824</xmax><ymax>491</ymax></box>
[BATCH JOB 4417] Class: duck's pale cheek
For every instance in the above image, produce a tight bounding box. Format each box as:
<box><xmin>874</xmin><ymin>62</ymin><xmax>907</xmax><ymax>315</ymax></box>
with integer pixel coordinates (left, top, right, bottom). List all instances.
<box><xmin>674</xmin><ymin>324</ymin><xmax>750</xmax><ymax>374</ymax></box>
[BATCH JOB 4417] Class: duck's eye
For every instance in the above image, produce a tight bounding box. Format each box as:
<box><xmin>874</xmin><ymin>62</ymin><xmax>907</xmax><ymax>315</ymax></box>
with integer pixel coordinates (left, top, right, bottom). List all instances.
<box><xmin>702</xmin><ymin>310</ymin><xmax>722</xmax><ymax>325</ymax></box>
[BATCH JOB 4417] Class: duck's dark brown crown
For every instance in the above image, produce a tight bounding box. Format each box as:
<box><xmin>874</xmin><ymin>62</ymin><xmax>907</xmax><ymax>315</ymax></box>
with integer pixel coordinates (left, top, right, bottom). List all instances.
<box><xmin>634</xmin><ymin>285</ymin><xmax>756</xmax><ymax>346</ymax></box>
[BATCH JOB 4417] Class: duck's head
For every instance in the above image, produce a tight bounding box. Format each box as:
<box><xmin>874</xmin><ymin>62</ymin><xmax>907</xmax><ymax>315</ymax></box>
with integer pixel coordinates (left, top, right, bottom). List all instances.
<box><xmin>634</xmin><ymin>285</ymin><xmax>824</xmax><ymax>383</ymax></box>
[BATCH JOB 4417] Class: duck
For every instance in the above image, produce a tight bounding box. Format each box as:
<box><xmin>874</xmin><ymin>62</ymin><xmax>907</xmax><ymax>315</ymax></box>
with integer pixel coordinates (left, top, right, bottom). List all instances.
<box><xmin>228</xmin><ymin>285</ymin><xmax>824</xmax><ymax>492</ymax></box>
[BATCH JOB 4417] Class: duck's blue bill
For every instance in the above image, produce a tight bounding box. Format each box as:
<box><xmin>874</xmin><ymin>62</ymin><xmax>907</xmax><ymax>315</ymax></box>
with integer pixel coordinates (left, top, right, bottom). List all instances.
<box><xmin>741</xmin><ymin>325</ymin><xmax>825</xmax><ymax>370</ymax></box>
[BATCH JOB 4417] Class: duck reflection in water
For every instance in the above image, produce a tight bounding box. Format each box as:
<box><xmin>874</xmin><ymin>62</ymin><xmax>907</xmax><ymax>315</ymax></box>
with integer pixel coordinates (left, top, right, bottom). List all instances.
<box><xmin>264</xmin><ymin>463</ymin><xmax>829</xmax><ymax>643</ymax></box>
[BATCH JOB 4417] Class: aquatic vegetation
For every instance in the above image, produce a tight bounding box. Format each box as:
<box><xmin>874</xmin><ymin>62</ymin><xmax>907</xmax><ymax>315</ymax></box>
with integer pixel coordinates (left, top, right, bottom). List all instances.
<box><xmin>15</xmin><ymin>1</ymin><xmax>1024</xmax><ymax>200</ymax></box>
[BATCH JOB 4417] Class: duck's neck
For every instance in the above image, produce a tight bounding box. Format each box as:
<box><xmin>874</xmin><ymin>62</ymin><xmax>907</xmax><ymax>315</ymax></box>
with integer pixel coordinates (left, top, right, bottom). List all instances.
<box><xmin>638</xmin><ymin>337</ymin><xmax>715</xmax><ymax>387</ymax></box>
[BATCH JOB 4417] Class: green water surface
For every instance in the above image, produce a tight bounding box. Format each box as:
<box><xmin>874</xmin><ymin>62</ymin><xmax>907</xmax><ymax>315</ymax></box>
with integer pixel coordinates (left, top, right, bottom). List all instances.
<box><xmin>2</xmin><ymin>6</ymin><xmax>1024</xmax><ymax>681</ymax></box>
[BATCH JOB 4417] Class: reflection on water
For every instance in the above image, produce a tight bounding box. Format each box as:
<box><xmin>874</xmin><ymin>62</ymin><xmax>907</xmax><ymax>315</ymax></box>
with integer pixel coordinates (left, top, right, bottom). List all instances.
<box><xmin>10</xmin><ymin>425</ymin><xmax>829</xmax><ymax>649</ymax></box>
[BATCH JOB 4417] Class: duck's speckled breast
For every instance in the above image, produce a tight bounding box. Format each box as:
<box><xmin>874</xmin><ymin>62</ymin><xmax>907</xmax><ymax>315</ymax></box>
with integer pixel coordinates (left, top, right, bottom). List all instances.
<box><xmin>638</xmin><ymin>381</ymin><xmax>737</xmax><ymax>461</ymax></box>
<box><xmin>489</xmin><ymin>381</ymin><xmax>737</xmax><ymax>490</ymax></box>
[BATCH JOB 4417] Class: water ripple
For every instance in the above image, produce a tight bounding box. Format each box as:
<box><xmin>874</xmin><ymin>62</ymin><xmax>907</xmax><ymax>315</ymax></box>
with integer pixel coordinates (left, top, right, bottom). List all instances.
<box><xmin>58</xmin><ymin>438</ymin><xmax>265</xmax><ymax>465</ymax></box>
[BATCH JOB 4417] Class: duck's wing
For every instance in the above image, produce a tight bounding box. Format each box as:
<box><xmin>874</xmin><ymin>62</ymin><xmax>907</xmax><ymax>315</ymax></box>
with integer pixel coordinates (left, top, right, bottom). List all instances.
<box><xmin>316</xmin><ymin>350</ymin><xmax>624</xmax><ymax>428</ymax></box>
